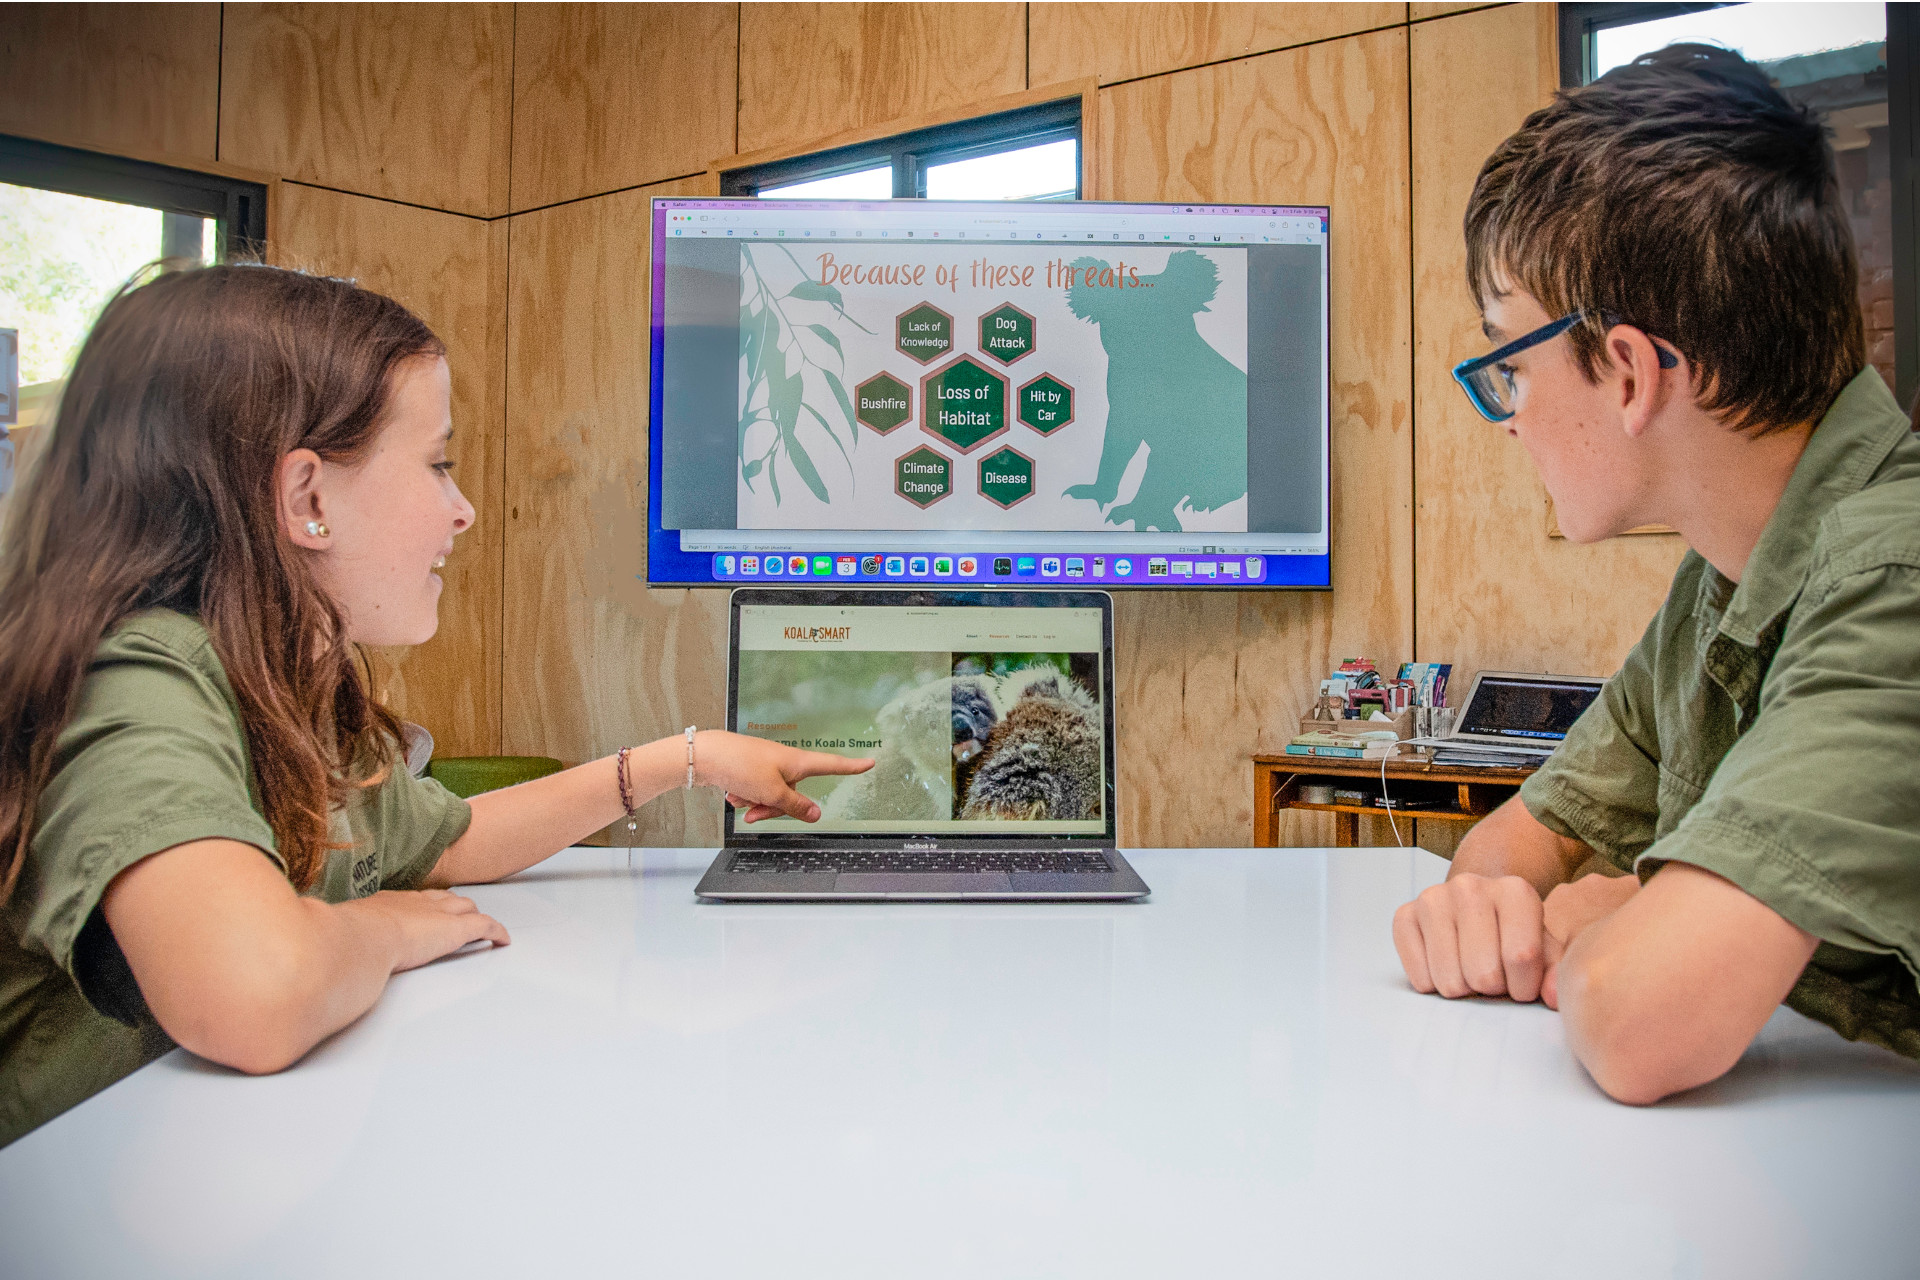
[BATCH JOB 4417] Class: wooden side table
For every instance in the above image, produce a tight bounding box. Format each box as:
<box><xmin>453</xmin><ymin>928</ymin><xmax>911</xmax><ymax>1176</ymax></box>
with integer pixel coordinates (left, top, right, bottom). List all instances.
<box><xmin>1252</xmin><ymin>754</ymin><xmax>1538</xmax><ymax>848</ymax></box>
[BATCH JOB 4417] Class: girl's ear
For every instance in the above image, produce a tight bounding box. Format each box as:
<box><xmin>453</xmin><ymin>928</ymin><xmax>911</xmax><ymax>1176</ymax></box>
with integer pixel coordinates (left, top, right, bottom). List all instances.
<box><xmin>278</xmin><ymin>449</ymin><xmax>330</xmax><ymax>549</ymax></box>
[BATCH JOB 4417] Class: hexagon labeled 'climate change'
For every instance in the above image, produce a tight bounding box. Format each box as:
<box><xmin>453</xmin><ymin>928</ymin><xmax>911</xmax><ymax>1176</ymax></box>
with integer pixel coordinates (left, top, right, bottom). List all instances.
<box><xmin>979</xmin><ymin>302</ymin><xmax>1036</xmax><ymax>365</ymax></box>
<box><xmin>920</xmin><ymin>355</ymin><xmax>1008</xmax><ymax>453</ymax></box>
<box><xmin>896</xmin><ymin>303</ymin><xmax>953</xmax><ymax>365</ymax></box>
<box><xmin>978</xmin><ymin>445</ymin><xmax>1036</xmax><ymax>509</ymax></box>
<box><xmin>855</xmin><ymin>372</ymin><xmax>912</xmax><ymax>433</ymax></box>
<box><xmin>1017</xmin><ymin>373</ymin><xmax>1074</xmax><ymax>434</ymax></box>
<box><xmin>895</xmin><ymin>445</ymin><xmax>953</xmax><ymax>508</ymax></box>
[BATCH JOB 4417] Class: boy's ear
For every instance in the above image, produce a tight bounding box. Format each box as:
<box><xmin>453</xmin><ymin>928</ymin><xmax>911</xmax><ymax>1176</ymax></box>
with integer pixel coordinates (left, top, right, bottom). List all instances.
<box><xmin>278</xmin><ymin>448</ymin><xmax>330</xmax><ymax>549</ymax></box>
<box><xmin>1607</xmin><ymin>327</ymin><xmax>1673</xmax><ymax>440</ymax></box>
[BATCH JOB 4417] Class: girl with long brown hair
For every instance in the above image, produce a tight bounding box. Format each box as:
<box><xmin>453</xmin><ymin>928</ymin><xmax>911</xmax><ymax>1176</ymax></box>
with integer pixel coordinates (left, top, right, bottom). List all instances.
<box><xmin>0</xmin><ymin>264</ymin><xmax>868</xmax><ymax>1145</ymax></box>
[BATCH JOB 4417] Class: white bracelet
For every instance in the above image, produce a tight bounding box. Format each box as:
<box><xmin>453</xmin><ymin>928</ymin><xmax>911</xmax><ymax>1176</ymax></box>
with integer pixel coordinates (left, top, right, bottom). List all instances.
<box><xmin>684</xmin><ymin>725</ymin><xmax>697</xmax><ymax>790</ymax></box>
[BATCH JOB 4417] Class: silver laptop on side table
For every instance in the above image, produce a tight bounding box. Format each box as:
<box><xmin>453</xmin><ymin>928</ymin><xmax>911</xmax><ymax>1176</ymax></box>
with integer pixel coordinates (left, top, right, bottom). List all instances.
<box><xmin>695</xmin><ymin>588</ymin><xmax>1149</xmax><ymax>901</ymax></box>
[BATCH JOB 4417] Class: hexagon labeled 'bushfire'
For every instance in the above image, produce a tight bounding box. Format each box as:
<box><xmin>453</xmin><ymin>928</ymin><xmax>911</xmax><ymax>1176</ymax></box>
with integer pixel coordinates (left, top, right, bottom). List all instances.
<box><xmin>978</xmin><ymin>445</ymin><xmax>1036</xmax><ymax>509</ymax></box>
<box><xmin>1017</xmin><ymin>372</ymin><xmax>1074</xmax><ymax>434</ymax></box>
<box><xmin>979</xmin><ymin>302</ymin><xmax>1036</xmax><ymax>365</ymax></box>
<box><xmin>895</xmin><ymin>445</ymin><xmax>953</xmax><ymax>507</ymax></box>
<box><xmin>855</xmin><ymin>372</ymin><xmax>912</xmax><ymax>433</ymax></box>
<box><xmin>920</xmin><ymin>354</ymin><xmax>1008</xmax><ymax>453</ymax></box>
<box><xmin>895</xmin><ymin>302</ymin><xmax>953</xmax><ymax>365</ymax></box>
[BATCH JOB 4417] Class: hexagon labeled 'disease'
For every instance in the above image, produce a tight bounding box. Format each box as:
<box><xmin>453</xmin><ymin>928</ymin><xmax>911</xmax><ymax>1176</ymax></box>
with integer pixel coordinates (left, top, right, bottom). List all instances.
<box><xmin>895</xmin><ymin>445</ymin><xmax>953</xmax><ymax>508</ymax></box>
<box><xmin>979</xmin><ymin>302</ymin><xmax>1035</xmax><ymax>365</ymax></box>
<box><xmin>1017</xmin><ymin>372</ymin><xmax>1074</xmax><ymax>434</ymax></box>
<box><xmin>920</xmin><ymin>354</ymin><xmax>1008</xmax><ymax>453</ymax></box>
<box><xmin>978</xmin><ymin>445</ymin><xmax>1036</xmax><ymax>509</ymax></box>
<box><xmin>855</xmin><ymin>372</ymin><xmax>912</xmax><ymax>433</ymax></box>
<box><xmin>895</xmin><ymin>302</ymin><xmax>953</xmax><ymax>365</ymax></box>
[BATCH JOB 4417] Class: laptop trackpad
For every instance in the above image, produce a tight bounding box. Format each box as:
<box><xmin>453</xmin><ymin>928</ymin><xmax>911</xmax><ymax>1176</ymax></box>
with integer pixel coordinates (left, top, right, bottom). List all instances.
<box><xmin>835</xmin><ymin>873</ymin><xmax>1012</xmax><ymax>896</ymax></box>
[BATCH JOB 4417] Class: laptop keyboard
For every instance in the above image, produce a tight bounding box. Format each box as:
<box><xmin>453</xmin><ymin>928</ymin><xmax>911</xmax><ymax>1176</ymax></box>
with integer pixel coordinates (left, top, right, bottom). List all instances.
<box><xmin>728</xmin><ymin>849</ymin><xmax>1115</xmax><ymax>875</ymax></box>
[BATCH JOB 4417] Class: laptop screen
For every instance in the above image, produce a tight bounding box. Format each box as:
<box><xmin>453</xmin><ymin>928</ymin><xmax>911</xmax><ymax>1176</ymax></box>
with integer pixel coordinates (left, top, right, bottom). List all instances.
<box><xmin>728</xmin><ymin>591</ymin><xmax>1112</xmax><ymax>840</ymax></box>
<box><xmin>1457</xmin><ymin>674</ymin><xmax>1603</xmax><ymax>744</ymax></box>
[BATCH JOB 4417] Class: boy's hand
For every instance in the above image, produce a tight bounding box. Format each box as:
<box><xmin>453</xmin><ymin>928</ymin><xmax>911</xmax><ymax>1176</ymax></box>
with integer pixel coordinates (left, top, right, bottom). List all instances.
<box><xmin>1393</xmin><ymin>873</ymin><xmax>1549</xmax><ymax>1002</ymax></box>
<box><xmin>694</xmin><ymin>730</ymin><xmax>874</xmax><ymax>823</ymax></box>
<box><xmin>1539</xmin><ymin>872</ymin><xmax>1641</xmax><ymax>1008</ymax></box>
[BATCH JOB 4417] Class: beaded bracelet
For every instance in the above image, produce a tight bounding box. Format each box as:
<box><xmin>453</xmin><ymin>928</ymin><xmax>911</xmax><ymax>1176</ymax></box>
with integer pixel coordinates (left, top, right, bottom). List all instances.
<box><xmin>615</xmin><ymin>745</ymin><xmax>637</xmax><ymax>838</ymax></box>
<box><xmin>684</xmin><ymin>725</ymin><xmax>697</xmax><ymax>790</ymax></box>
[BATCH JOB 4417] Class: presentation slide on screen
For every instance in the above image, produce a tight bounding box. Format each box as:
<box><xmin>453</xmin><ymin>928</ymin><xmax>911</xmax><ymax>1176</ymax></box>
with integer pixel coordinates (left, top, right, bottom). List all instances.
<box><xmin>734</xmin><ymin>241</ymin><xmax>1249</xmax><ymax>535</ymax></box>
<box><xmin>734</xmin><ymin>605</ymin><xmax>1106</xmax><ymax>835</ymax></box>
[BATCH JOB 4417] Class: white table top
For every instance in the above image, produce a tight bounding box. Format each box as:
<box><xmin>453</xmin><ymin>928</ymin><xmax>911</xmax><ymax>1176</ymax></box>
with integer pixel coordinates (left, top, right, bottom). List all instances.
<box><xmin>4</xmin><ymin>846</ymin><xmax>1917</xmax><ymax>1279</ymax></box>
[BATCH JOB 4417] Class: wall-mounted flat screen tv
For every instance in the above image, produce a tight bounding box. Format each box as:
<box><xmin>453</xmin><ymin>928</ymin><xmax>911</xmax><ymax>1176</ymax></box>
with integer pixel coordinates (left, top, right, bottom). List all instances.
<box><xmin>648</xmin><ymin>197</ymin><xmax>1330</xmax><ymax>589</ymax></box>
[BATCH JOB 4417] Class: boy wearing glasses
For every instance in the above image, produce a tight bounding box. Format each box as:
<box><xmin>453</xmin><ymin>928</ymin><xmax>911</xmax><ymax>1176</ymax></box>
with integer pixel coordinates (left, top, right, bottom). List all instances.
<box><xmin>1393</xmin><ymin>44</ymin><xmax>1919</xmax><ymax>1102</ymax></box>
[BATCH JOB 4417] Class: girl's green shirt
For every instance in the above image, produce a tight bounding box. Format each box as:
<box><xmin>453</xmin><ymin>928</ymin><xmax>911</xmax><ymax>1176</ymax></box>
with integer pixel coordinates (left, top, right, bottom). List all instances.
<box><xmin>0</xmin><ymin>610</ymin><xmax>471</xmax><ymax>1147</ymax></box>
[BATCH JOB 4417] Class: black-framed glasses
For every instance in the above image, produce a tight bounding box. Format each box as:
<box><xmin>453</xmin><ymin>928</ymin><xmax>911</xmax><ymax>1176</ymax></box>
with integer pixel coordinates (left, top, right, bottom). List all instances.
<box><xmin>1452</xmin><ymin>309</ymin><xmax>1680</xmax><ymax>422</ymax></box>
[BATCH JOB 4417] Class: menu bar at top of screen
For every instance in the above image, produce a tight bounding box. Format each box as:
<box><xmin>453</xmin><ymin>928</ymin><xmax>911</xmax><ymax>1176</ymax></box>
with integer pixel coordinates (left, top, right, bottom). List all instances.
<box><xmin>738</xmin><ymin>605</ymin><xmax>1104</xmax><ymax>652</ymax></box>
<box><xmin>659</xmin><ymin>202</ymin><xmax>1327</xmax><ymax>246</ymax></box>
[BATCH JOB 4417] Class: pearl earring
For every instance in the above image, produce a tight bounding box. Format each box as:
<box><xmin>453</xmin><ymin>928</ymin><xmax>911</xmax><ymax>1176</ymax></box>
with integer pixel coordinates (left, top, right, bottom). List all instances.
<box><xmin>305</xmin><ymin>520</ymin><xmax>330</xmax><ymax>538</ymax></box>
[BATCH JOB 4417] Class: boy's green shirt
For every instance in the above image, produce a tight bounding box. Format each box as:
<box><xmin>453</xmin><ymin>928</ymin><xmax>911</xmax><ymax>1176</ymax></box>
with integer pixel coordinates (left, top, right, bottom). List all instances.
<box><xmin>1521</xmin><ymin>368</ymin><xmax>1920</xmax><ymax>1058</ymax></box>
<box><xmin>0</xmin><ymin>610</ymin><xmax>472</xmax><ymax>1147</ymax></box>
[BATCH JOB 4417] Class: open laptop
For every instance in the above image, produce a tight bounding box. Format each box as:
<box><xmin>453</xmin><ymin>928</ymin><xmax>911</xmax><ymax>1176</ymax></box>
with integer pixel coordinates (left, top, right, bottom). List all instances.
<box><xmin>695</xmin><ymin>588</ymin><xmax>1149</xmax><ymax>901</ymax></box>
<box><xmin>1421</xmin><ymin>670</ymin><xmax>1607</xmax><ymax>764</ymax></box>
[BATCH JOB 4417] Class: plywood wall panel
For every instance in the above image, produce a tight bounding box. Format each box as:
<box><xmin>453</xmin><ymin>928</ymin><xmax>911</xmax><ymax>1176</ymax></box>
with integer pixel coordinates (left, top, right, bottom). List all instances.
<box><xmin>1097</xmin><ymin>30</ymin><xmax>1414</xmax><ymax>847</ymax></box>
<box><xmin>1409</xmin><ymin>2</ymin><xmax>1495</xmax><ymax>19</ymax></box>
<box><xmin>221</xmin><ymin>3</ymin><xmax>513</xmax><ymax>216</ymax></box>
<box><xmin>737</xmin><ymin>3</ymin><xmax>1028</xmax><ymax>157</ymax></box>
<box><xmin>0</xmin><ymin>3</ymin><xmax>220</xmax><ymax>160</ymax></box>
<box><xmin>271</xmin><ymin>184</ymin><xmax>508</xmax><ymax>756</ymax></box>
<box><xmin>1411</xmin><ymin>7</ymin><xmax>1685</xmax><ymax>694</ymax></box>
<box><xmin>511</xmin><ymin>3</ymin><xmax>736</xmax><ymax>212</ymax></box>
<box><xmin>503</xmin><ymin>177</ymin><xmax>730</xmax><ymax>846</ymax></box>
<box><xmin>1030</xmin><ymin>2</ymin><xmax>1406</xmax><ymax>87</ymax></box>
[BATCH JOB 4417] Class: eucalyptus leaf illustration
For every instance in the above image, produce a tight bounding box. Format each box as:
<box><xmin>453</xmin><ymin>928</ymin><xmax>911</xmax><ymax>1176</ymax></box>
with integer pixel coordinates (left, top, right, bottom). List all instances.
<box><xmin>737</xmin><ymin>244</ymin><xmax>864</xmax><ymax>505</ymax></box>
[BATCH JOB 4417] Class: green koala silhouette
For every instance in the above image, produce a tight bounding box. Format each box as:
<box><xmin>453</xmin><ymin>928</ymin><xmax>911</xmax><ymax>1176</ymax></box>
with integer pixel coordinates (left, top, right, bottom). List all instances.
<box><xmin>1063</xmin><ymin>250</ymin><xmax>1248</xmax><ymax>532</ymax></box>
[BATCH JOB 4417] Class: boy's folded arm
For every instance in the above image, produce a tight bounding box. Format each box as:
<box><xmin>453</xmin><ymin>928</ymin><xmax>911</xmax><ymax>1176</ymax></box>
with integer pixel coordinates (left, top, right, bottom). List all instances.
<box><xmin>1552</xmin><ymin>861</ymin><xmax>1817</xmax><ymax>1104</ymax></box>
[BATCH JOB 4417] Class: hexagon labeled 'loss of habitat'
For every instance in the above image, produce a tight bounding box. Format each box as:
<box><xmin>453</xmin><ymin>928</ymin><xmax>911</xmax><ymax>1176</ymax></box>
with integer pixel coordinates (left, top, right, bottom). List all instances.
<box><xmin>919</xmin><ymin>355</ymin><xmax>1008</xmax><ymax>453</ymax></box>
<box><xmin>978</xmin><ymin>445</ymin><xmax>1036</xmax><ymax>509</ymax></box>
<box><xmin>1017</xmin><ymin>372</ymin><xmax>1074</xmax><ymax>434</ymax></box>
<box><xmin>979</xmin><ymin>302</ymin><xmax>1035</xmax><ymax>365</ymax></box>
<box><xmin>895</xmin><ymin>303</ymin><xmax>953</xmax><ymax>365</ymax></box>
<box><xmin>855</xmin><ymin>372</ymin><xmax>912</xmax><ymax>433</ymax></box>
<box><xmin>895</xmin><ymin>445</ymin><xmax>953</xmax><ymax>508</ymax></box>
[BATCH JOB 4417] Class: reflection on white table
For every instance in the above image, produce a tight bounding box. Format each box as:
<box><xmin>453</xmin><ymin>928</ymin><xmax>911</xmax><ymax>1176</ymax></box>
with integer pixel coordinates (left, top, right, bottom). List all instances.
<box><xmin>3</xmin><ymin>847</ymin><xmax>1916</xmax><ymax>1280</ymax></box>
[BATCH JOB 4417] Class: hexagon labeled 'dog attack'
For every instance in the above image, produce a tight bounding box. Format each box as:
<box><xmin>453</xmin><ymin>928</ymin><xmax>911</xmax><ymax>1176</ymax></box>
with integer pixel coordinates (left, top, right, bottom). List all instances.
<box><xmin>895</xmin><ymin>445</ymin><xmax>953</xmax><ymax>508</ymax></box>
<box><xmin>855</xmin><ymin>372</ymin><xmax>912</xmax><ymax>433</ymax></box>
<box><xmin>978</xmin><ymin>445</ymin><xmax>1036</xmax><ymax>509</ymax></box>
<box><xmin>1017</xmin><ymin>372</ymin><xmax>1074</xmax><ymax>434</ymax></box>
<box><xmin>979</xmin><ymin>301</ymin><xmax>1035</xmax><ymax>365</ymax></box>
<box><xmin>920</xmin><ymin>354</ymin><xmax>1008</xmax><ymax>453</ymax></box>
<box><xmin>896</xmin><ymin>302</ymin><xmax>953</xmax><ymax>365</ymax></box>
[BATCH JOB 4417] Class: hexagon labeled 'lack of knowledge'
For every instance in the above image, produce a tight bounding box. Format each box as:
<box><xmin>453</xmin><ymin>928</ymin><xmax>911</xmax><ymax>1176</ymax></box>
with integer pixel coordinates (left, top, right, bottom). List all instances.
<box><xmin>896</xmin><ymin>302</ymin><xmax>953</xmax><ymax>365</ymax></box>
<box><xmin>895</xmin><ymin>445</ymin><xmax>953</xmax><ymax>507</ymax></box>
<box><xmin>920</xmin><ymin>355</ymin><xmax>1008</xmax><ymax>453</ymax></box>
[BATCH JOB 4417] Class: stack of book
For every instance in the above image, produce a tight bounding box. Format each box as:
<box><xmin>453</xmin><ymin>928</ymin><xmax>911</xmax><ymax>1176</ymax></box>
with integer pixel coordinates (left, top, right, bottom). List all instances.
<box><xmin>1284</xmin><ymin>728</ymin><xmax>1404</xmax><ymax>759</ymax></box>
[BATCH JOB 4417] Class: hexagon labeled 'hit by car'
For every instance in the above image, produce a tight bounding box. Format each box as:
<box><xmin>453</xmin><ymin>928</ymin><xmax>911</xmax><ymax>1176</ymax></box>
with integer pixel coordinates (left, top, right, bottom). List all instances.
<box><xmin>920</xmin><ymin>355</ymin><xmax>1008</xmax><ymax>453</ymax></box>
<box><xmin>895</xmin><ymin>302</ymin><xmax>953</xmax><ymax>365</ymax></box>
<box><xmin>979</xmin><ymin>302</ymin><xmax>1035</xmax><ymax>365</ymax></box>
<box><xmin>977</xmin><ymin>445</ymin><xmax>1036</xmax><ymax>509</ymax></box>
<box><xmin>855</xmin><ymin>372</ymin><xmax>912</xmax><ymax>433</ymax></box>
<box><xmin>895</xmin><ymin>445</ymin><xmax>953</xmax><ymax>507</ymax></box>
<box><xmin>1017</xmin><ymin>372</ymin><xmax>1074</xmax><ymax>434</ymax></box>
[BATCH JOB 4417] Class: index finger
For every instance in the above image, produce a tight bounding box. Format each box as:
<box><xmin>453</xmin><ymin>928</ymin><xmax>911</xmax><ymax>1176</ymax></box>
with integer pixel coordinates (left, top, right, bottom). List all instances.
<box><xmin>797</xmin><ymin>752</ymin><xmax>874</xmax><ymax>777</ymax></box>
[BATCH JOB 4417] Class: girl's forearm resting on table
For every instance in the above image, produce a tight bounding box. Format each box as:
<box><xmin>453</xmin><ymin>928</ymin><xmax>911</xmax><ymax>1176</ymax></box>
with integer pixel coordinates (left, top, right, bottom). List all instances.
<box><xmin>1552</xmin><ymin>861</ymin><xmax>1818</xmax><ymax>1104</ymax></box>
<box><xmin>103</xmin><ymin>839</ymin><xmax>495</xmax><ymax>1075</ymax></box>
<box><xmin>424</xmin><ymin>737</ymin><xmax>685</xmax><ymax>888</ymax></box>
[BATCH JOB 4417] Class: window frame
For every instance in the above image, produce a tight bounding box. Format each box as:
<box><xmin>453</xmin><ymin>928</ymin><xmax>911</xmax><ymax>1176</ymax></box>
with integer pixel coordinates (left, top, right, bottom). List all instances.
<box><xmin>720</xmin><ymin>98</ymin><xmax>1081</xmax><ymax>201</ymax></box>
<box><xmin>0</xmin><ymin>132</ymin><xmax>268</xmax><ymax>262</ymax></box>
<box><xmin>1557</xmin><ymin>2</ymin><xmax>1918</xmax><ymax>409</ymax></box>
